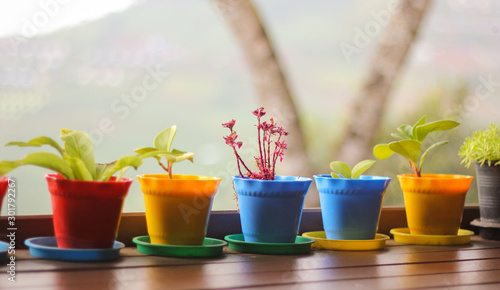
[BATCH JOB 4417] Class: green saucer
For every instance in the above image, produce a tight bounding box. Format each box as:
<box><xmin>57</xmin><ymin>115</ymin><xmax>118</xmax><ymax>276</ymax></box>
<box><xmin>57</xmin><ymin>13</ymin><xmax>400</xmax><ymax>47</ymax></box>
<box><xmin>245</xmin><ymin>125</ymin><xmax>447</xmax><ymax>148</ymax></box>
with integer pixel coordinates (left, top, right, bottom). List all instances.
<box><xmin>133</xmin><ymin>236</ymin><xmax>227</xmax><ymax>258</ymax></box>
<box><xmin>224</xmin><ymin>234</ymin><xmax>314</xmax><ymax>255</ymax></box>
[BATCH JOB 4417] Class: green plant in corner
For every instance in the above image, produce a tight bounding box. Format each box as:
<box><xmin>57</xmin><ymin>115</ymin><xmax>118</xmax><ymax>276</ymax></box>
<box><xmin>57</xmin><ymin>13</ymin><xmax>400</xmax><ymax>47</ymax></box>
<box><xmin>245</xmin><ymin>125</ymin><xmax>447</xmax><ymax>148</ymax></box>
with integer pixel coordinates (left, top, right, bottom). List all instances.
<box><xmin>459</xmin><ymin>123</ymin><xmax>500</xmax><ymax>168</ymax></box>
<box><xmin>330</xmin><ymin>160</ymin><xmax>376</xmax><ymax>179</ymax></box>
<box><xmin>0</xmin><ymin>129</ymin><xmax>143</xmax><ymax>181</ymax></box>
<box><xmin>373</xmin><ymin>116</ymin><xmax>460</xmax><ymax>177</ymax></box>
<box><xmin>134</xmin><ymin>125</ymin><xmax>194</xmax><ymax>179</ymax></box>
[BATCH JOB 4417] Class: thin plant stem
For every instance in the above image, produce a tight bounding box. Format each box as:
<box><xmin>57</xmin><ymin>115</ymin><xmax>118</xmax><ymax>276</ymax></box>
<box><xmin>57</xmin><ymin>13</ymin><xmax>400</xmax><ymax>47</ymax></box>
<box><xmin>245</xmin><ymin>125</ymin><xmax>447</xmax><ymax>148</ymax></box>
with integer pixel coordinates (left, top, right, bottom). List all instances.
<box><xmin>233</xmin><ymin>147</ymin><xmax>244</xmax><ymax>178</ymax></box>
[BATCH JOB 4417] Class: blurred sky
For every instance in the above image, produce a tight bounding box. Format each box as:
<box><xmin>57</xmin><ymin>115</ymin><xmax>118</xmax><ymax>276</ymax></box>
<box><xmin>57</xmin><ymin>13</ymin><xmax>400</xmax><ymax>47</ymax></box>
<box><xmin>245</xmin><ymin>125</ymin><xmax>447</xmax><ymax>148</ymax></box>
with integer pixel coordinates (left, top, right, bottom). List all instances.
<box><xmin>0</xmin><ymin>0</ymin><xmax>136</xmax><ymax>37</ymax></box>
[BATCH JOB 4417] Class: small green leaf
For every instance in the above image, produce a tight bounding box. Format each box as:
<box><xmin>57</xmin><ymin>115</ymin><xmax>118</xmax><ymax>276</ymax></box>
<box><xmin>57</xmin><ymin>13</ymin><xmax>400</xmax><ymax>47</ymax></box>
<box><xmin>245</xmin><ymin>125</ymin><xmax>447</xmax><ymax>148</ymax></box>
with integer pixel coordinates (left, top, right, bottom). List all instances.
<box><xmin>154</xmin><ymin>125</ymin><xmax>177</xmax><ymax>152</ymax></box>
<box><xmin>64</xmin><ymin>155</ymin><xmax>93</xmax><ymax>181</ymax></box>
<box><xmin>411</xmin><ymin>115</ymin><xmax>426</xmax><ymax>139</ymax></box>
<box><xmin>373</xmin><ymin>144</ymin><xmax>394</xmax><ymax>160</ymax></box>
<box><xmin>95</xmin><ymin>162</ymin><xmax>116</xmax><ymax>180</ymax></box>
<box><xmin>6</xmin><ymin>136</ymin><xmax>65</xmax><ymax>156</ymax></box>
<box><xmin>160</xmin><ymin>150</ymin><xmax>195</xmax><ymax>163</ymax></box>
<box><xmin>396</xmin><ymin>125</ymin><xmax>413</xmax><ymax>140</ymax></box>
<box><xmin>419</xmin><ymin>141</ymin><xmax>448</xmax><ymax>173</ymax></box>
<box><xmin>414</xmin><ymin>120</ymin><xmax>460</xmax><ymax>142</ymax></box>
<box><xmin>135</xmin><ymin>147</ymin><xmax>161</xmax><ymax>162</ymax></box>
<box><xmin>330</xmin><ymin>172</ymin><xmax>341</xmax><ymax>178</ymax></box>
<box><xmin>134</xmin><ymin>147</ymin><xmax>158</xmax><ymax>155</ymax></box>
<box><xmin>0</xmin><ymin>160</ymin><xmax>23</xmax><ymax>176</ymax></box>
<box><xmin>388</xmin><ymin>140</ymin><xmax>422</xmax><ymax>166</ymax></box>
<box><xmin>60</xmin><ymin>129</ymin><xmax>96</xmax><ymax>179</ymax></box>
<box><xmin>391</xmin><ymin>133</ymin><xmax>408</xmax><ymax>140</ymax></box>
<box><xmin>16</xmin><ymin>152</ymin><xmax>74</xmax><ymax>179</ymax></box>
<box><xmin>351</xmin><ymin>159</ymin><xmax>376</xmax><ymax>179</ymax></box>
<box><xmin>99</xmin><ymin>155</ymin><xmax>143</xmax><ymax>181</ymax></box>
<box><xmin>330</xmin><ymin>161</ymin><xmax>351</xmax><ymax>179</ymax></box>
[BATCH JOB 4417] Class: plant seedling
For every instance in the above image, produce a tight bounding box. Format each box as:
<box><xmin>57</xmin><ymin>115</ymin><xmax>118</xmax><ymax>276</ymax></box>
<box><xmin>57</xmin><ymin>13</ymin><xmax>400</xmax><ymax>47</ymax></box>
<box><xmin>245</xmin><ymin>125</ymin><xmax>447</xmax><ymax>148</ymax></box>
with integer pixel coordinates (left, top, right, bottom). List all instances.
<box><xmin>330</xmin><ymin>160</ymin><xmax>376</xmax><ymax>179</ymax></box>
<box><xmin>0</xmin><ymin>129</ymin><xmax>142</xmax><ymax>181</ymax></box>
<box><xmin>459</xmin><ymin>123</ymin><xmax>500</xmax><ymax>168</ymax></box>
<box><xmin>373</xmin><ymin>115</ymin><xmax>459</xmax><ymax>177</ymax></box>
<box><xmin>222</xmin><ymin>107</ymin><xmax>288</xmax><ymax>180</ymax></box>
<box><xmin>134</xmin><ymin>125</ymin><xmax>194</xmax><ymax>179</ymax></box>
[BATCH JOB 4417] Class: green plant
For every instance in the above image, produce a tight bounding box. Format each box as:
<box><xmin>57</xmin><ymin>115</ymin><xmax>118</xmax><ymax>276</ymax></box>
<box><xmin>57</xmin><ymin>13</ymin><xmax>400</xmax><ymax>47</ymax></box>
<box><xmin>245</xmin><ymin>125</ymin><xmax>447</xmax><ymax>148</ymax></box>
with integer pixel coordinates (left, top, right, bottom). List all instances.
<box><xmin>0</xmin><ymin>129</ymin><xmax>142</xmax><ymax>181</ymax></box>
<box><xmin>134</xmin><ymin>125</ymin><xmax>194</xmax><ymax>179</ymax></box>
<box><xmin>459</xmin><ymin>123</ymin><xmax>500</xmax><ymax>168</ymax></box>
<box><xmin>373</xmin><ymin>116</ymin><xmax>459</xmax><ymax>177</ymax></box>
<box><xmin>330</xmin><ymin>160</ymin><xmax>375</xmax><ymax>179</ymax></box>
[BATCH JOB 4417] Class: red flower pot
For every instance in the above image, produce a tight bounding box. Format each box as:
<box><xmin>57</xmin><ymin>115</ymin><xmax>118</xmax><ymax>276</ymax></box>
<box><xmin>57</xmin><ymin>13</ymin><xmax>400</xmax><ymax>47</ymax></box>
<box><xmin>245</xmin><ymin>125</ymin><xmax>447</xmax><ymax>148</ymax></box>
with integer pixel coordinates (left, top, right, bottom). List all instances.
<box><xmin>0</xmin><ymin>176</ymin><xmax>9</xmax><ymax>215</ymax></box>
<box><xmin>46</xmin><ymin>174</ymin><xmax>132</xmax><ymax>249</ymax></box>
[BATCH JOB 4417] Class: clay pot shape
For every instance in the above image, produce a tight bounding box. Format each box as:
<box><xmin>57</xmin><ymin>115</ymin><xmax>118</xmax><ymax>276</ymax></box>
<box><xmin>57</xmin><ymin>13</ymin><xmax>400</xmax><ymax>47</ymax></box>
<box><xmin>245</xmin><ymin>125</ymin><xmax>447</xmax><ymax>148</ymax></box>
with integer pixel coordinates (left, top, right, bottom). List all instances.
<box><xmin>46</xmin><ymin>174</ymin><xmax>132</xmax><ymax>249</ymax></box>
<box><xmin>475</xmin><ymin>163</ymin><xmax>500</xmax><ymax>223</ymax></box>
<box><xmin>137</xmin><ymin>174</ymin><xmax>222</xmax><ymax>246</ymax></box>
<box><xmin>398</xmin><ymin>174</ymin><xmax>474</xmax><ymax>235</ymax></box>
<box><xmin>314</xmin><ymin>174</ymin><xmax>391</xmax><ymax>240</ymax></box>
<box><xmin>0</xmin><ymin>176</ymin><xmax>9</xmax><ymax>215</ymax></box>
<box><xmin>232</xmin><ymin>176</ymin><xmax>312</xmax><ymax>243</ymax></box>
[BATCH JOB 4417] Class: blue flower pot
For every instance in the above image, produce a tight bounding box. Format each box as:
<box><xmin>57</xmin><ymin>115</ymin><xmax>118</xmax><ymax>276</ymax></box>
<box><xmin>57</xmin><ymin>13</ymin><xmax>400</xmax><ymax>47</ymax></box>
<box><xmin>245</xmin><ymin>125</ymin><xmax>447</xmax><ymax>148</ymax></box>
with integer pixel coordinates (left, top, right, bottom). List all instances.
<box><xmin>232</xmin><ymin>176</ymin><xmax>312</xmax><ymax>243</ymax></box>
<box><xmin>314</xmin><ymin>174</ymin><xmax>391</xmax><ymax>240</ymax></box>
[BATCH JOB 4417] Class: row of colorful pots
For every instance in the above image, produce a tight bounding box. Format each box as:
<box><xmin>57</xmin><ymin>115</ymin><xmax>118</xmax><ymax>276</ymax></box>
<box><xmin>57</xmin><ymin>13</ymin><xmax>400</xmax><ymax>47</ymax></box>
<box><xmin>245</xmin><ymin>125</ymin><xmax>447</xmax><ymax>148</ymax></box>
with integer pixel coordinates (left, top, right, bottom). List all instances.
<box><xmin>0</xmin><ymin>172</ymin><xmax>475</xmax><ymax>249</ymax></box>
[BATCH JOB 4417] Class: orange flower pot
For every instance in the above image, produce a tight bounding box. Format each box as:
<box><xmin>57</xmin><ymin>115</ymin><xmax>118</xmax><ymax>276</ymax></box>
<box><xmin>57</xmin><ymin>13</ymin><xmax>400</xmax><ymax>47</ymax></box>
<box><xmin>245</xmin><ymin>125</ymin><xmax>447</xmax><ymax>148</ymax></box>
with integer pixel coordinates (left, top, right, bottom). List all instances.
<box><xmin>398</xmin><ymin>174</ymin><xmax>473</xmax><ymax>235</ymax></box>
<box><xmin>46</xmin><ymin>174</ymin><xmax>132</xmax><ymax>249</ymax></box>
<box><xmin>137</xmin><ymin>174</ymin><xmax>222</xmax><ymax>246</ymax></box>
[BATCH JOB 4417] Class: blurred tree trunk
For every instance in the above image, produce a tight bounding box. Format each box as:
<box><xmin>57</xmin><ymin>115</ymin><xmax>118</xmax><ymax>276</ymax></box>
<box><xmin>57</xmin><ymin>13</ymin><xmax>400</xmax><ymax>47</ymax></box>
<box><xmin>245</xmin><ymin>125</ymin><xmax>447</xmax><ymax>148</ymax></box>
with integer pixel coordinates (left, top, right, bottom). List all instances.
<box><xmin>336</xmin><ymin>0</ymin><xmax>431</xmax><ymax>164</ymax></box>
<box><xmin>213</xmin><ymin>0</ymin><xmax>319</xmax><ymax>206</ymax></box>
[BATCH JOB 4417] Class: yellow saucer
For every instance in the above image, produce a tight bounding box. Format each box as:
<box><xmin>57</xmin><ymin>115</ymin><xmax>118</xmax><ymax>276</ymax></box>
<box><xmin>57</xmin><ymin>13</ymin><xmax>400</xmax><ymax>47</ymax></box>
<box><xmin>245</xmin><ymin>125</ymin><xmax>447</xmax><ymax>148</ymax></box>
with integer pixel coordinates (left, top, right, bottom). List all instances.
<box><xmin>390</xmin><ymin>228</ymin><xmax>474</xmax><ymax>246</ymax></box>
<box><xmin>302</xmin><ymin>231</ymin><xmax>389</xmax><ymax>251</ymax></box>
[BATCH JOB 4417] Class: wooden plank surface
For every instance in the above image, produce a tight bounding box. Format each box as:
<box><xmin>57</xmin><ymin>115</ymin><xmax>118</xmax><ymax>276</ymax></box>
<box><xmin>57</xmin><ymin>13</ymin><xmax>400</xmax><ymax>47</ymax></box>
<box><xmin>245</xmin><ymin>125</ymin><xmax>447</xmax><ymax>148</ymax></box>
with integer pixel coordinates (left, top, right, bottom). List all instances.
<box><xmin>1</xmin><ymin>236</ymin><xmax>500</xmax><ymax>289</ymax></box>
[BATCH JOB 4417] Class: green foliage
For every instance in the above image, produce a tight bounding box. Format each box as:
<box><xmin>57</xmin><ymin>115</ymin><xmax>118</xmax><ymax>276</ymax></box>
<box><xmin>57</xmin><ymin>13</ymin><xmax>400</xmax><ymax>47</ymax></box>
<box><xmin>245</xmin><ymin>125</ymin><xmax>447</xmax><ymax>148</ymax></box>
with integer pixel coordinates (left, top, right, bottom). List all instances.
<box><xmin>330</xmin><ymin>159</ymin><xmax>376</xmax><ymax>179</ymax></box>
<box><xmin>373</xmin><ymin>116</ymin><xmax>459</xmax><ymax>177</ymax></box>
<box><xmin>134</xmin><ymin>125</ymin><xmax>194</xmax><ymax>179</ymax></box>
<box><xmin>459</xmin><ymin>123</ymin><xmax>500</xmax><ymax>168</ymax></box>
<box><xmin>0</xmin><ymin>129</ymin><xmax>143</xmax><ymax>181</ymax></box>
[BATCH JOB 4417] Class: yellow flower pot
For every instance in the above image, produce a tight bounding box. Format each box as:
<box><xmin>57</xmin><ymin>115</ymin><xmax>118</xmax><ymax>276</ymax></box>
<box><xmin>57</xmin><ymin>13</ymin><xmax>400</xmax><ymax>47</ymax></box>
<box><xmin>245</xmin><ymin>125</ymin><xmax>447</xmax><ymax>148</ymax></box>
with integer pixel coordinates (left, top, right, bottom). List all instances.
<box><xmin>398</xmin><ymin>174</ymin><xmax>473</xmax><ymax>235</ymax></box>
<box><xmin>137</xmin><ymin>174</ymin><xmax>222</xmax><ymax>245</ymax></box>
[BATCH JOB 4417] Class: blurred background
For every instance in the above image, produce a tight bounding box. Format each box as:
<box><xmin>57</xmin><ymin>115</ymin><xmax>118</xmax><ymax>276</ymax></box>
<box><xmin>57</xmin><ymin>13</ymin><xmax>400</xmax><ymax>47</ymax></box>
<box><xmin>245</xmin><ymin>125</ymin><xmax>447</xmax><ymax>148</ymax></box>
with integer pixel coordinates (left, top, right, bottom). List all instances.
<box><xmin>1</xmin><ymin>0</ymin><xmax>499</xmax><ymax>215</ymax></box>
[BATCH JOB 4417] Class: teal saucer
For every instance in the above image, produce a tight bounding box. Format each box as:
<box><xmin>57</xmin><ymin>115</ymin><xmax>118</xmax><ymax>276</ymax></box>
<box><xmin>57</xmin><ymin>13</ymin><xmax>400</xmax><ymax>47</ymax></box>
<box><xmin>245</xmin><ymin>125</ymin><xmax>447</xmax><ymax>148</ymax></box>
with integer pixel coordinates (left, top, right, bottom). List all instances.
<box><xmin>25</xmin><ymin>237</ymin><xmax>124</xmax><ymax>261</ymax></box>
<box><xmin>224</xmin><ymin>234</ymin><xmax>314</xmax><ymax>255</ymax></box>
<box><xmin>0</xmin><ymin>241</ymin><xmax>9</xmax><ymax>262</ymax></box>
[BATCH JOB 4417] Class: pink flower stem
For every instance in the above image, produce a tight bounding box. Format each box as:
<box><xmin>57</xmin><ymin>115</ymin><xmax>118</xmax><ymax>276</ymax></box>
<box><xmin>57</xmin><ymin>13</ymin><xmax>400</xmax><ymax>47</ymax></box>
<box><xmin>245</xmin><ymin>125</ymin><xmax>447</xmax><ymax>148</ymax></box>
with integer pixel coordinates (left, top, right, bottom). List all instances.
<box><xmin>257</xmin><ymin>117</ymin><xmax>264</xmax><ymax>168</ymax></box>
<box><xmin>271</xmin><ymin>134</ymin><xmax>282</xmax><ymax>178</ymax></box>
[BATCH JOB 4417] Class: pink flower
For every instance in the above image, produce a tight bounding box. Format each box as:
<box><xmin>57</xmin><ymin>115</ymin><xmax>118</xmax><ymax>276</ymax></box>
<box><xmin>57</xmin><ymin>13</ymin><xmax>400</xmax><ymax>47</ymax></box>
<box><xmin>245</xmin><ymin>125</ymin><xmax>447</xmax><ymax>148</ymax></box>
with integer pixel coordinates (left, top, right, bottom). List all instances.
<box><xmin>222</xmin><ymin>119</ymin><xmax>236</xmax><ymax>131</ymax></box>
<box><xmin>223</xmin><ymin>132</ymin><xmax>240</xmax><ymax>147</ymax></box>
<box><xmin>252</xmin><ymin>107</ymin><xmax>266</xmax><ymax>118</ymax></box>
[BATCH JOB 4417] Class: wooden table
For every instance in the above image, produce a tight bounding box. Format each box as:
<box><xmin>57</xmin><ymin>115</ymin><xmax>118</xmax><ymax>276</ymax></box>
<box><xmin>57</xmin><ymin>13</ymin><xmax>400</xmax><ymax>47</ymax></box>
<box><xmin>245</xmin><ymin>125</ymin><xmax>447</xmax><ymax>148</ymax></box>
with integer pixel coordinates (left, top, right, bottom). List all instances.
<box><xmin>2</xmin><ymin>236</ymin><xmax>500</xmax><ymax>289</ymax></box>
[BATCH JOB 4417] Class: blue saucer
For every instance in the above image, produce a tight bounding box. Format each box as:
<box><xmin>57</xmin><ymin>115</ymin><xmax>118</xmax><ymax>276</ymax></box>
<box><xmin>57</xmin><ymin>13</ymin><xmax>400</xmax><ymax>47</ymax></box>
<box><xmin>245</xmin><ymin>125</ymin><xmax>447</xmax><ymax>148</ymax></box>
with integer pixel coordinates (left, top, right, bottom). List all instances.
<box><xmin>0</xmin><ymin>241</ymin><xmax>9</xmax><ymax>262</ymax></box>
<box><xmin>25</xmin><ymin>237</ymin><xmax>124</xmax><ymax>261</ymax></box>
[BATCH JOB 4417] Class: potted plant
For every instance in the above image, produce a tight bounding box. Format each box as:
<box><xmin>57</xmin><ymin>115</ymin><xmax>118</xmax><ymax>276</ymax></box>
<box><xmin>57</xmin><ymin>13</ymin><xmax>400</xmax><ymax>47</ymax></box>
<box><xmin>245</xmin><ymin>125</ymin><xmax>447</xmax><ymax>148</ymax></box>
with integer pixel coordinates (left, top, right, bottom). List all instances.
<box><xmin>314</xmin><ymin>160</ymin><xmax>391</xmax><ymax>240</ymax></box>
<box><xmin>135</xmin><ymin>125</ymin><xmax>222</xmax><ymax>246</ymax></box>
<box><xmin>459</xmin><ymin>123</ymin><xmax>500</xmax><ymax>238</ymax></box>
<box><xmin>374</xmin><ymin>116</ymin><xmax>473</xmax><ymax>235</ymax></box>
<box><xmin>222</xmin><ymin>107</ymin><xmax>312</xmax><ymax>243</ymax></box>
<box><xmin>0</xmin><ymin>129</ymin><xmax>143</xmax><ymax>248</ymax></box>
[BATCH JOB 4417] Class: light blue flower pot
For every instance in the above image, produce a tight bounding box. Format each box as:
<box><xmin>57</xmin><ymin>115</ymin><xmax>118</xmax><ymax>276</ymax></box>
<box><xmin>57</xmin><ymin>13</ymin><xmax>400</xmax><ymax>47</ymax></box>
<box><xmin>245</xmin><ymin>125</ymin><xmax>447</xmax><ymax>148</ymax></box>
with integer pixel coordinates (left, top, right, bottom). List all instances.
<box><xmin>232</xmin><ymin>176</ymin><xmax>312</xmax><ymax>243</ymax></box>
<box><xmin>314</xmin><ymin>174</ymin><xmax>391</xmax><ymax>240</ymax></box>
